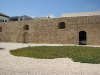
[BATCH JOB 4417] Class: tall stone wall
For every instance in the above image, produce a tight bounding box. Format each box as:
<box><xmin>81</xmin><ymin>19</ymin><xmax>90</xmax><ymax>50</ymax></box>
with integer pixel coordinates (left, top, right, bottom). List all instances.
<box><xmin>0</xmin><ymin>15</ymin><xmax>100</xmax><ymax>45</ymax></box>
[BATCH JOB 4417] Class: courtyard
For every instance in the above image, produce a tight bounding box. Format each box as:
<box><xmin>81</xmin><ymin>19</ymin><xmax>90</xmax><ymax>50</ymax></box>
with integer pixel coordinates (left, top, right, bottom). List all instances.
<box><xmin>0</xmin><ymin>42</ymin><xmax>100</xmax><ymax>75</ymax></box>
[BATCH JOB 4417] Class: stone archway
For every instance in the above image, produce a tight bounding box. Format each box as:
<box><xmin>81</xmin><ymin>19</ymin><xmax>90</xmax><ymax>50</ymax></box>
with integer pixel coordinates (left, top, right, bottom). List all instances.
<box><xmin>23</xmin><ymin>32</ymin><xmax>29</xmax><ymax>43</ymax></box>
<box><xmin>79</xmin><ymin>31</ymin><xmax>86</xmax><ymax>45</ymax></box>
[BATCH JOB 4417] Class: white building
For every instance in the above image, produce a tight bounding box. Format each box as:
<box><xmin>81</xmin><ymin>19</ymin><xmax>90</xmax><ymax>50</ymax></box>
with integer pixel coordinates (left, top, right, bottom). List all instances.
<box><xmin>62</xmin><ymin>11</ymin><xmax>100</xmax><ymax>17</ymax></box>
<box><xmin>9</xmin><ymin>15</ymin><xmax>32</xmax><ymax>21</ymax></box>
<box><xmin>0</xmin><ymin>13</ymin><xmax>9</xmax><ymax>22</ymax></box>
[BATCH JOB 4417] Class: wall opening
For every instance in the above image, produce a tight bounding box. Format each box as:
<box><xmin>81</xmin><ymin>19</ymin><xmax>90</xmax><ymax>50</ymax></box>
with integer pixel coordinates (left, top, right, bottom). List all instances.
<box><xmin>79</xmin><ymin>31</ymin><xmax>86</xmax><ymax>45</ymax></box>
<box><xmin>5</xmin><ymin>20</ymin><xmax>7</xmax><ymax>22</ymax></box>
<box><xmin>24</xmin><ymin>25</ymin><xmax>29</xmax><ymax>30</ymax></box>
<box><xmin>23</xmin><ymin>32</ymin><xmax>29</xmax><ymax>43</ymax></box>
<box><xmin>58</xmin><ymin>22</ymin><xmax>65</xmax><ymax>29</ymax></box>
<box><xmin>0</xmin><ymin>27</ymin><xmax>2</xmax><ymax>32</ymax></box>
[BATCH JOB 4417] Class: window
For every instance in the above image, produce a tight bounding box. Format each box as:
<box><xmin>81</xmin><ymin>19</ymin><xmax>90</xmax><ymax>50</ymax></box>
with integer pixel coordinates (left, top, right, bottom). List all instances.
<box><xmin>24</xmin><ymin>25</ymin><xmax>29</xmax><ymax>30</ymax></box>
<box><xmin>20</xmin><ymin>18</ymin><xmax>22</xmax><ymax>20</ymax></box>
<box><xmin>0</xmin><ymin>27</ymin><xmax>2</xmax><ymax>32</ymax></box>
<box><xmin>58</xmin><ymin>22</ymin><xmax>66</xmax><ymax>29</ymax></box>
<box><xmin>2</xmin><ymin>20</ymin><xmax>4</xmax><ymax>22</ymax></box>
<box><xmin>5</xmin><ymin>20</ymin><xmax>7</xmax><ymax>22</ymax></box>
<box><xmin>0</xmin><ymin>19</ymin><xmax>3</xmax><ymax>22</ymax></box>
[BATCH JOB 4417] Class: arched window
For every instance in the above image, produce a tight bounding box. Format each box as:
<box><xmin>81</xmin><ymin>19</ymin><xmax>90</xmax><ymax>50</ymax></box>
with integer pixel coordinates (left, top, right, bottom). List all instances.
<box><xmin>0</xmin><ymin>27</ymin><xmax>2</xmax><ymax>32</ymax></box>
<box><xmin>24</xmin><ymin>25</ymin><xmax>29</xmax><ymax>30</ymax></box>
<box><xmin>58</xmin><ymin>22</ymin><xmax>66</xmax><ymax>29</ymax></box>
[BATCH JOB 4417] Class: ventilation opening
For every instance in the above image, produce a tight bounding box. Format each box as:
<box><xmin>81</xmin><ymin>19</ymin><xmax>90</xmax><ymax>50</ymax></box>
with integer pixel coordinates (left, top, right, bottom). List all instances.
<box><xmin>24</xmin><ymin>25</ymin><xmax>29</xmax><ymax>30</ymax></box>
<box><xmin>58</xmin><ymin>22</ymin><xmax>65</xmax><ymax>29</ymax></box>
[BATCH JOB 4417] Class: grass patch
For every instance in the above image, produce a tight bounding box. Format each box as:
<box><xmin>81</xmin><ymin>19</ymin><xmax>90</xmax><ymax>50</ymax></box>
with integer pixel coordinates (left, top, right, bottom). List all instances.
<box><xmin>10</xmin><ymin>46</ymin><xmax>100</xmax><ymax>64</ymax></box>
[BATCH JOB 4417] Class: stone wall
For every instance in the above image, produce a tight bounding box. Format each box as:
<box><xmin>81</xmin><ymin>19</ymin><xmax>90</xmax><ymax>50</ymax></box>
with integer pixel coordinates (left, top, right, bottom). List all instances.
<box><xmin>0</xmin><ymin>15</ymin><xmax>100</xmax><ymax>45</ymax></box>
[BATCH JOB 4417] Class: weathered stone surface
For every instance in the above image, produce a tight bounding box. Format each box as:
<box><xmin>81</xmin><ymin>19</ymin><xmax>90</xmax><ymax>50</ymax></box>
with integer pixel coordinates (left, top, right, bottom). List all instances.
<box><xmin>0</xmin><ymin>15</ymin><xmax>100</xmax><ymax>45</ymax></box>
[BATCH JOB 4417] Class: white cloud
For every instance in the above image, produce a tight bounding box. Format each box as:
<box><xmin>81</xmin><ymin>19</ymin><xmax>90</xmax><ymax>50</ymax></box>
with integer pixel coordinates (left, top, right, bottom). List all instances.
<box><xmin>31</xmin><ymin>14</ymin><xmax>56</xmax><ymax>18</ymax></box>
<box><xmin>86</xmin><ymin>5</ymin><xmax>100</xmax><ymax>11</ymax></box>
<box><xmin>31</xmin><ymin>16</ymin><xmax>35</xmax><ymax>18</ymax></box>
<box><xmin>49</xmin><ymin>14</ymin><xmax>55</xmax><ymax>18</ymax></box>
<box><xmin>46</xmin><ymin>14</ymin><xmax>55</xmax><ymax>18</ymax></box>
<box><xmin>87</xmin><ymin>5</ymin><xmax>95</xmax><ymax>9</ymax></box>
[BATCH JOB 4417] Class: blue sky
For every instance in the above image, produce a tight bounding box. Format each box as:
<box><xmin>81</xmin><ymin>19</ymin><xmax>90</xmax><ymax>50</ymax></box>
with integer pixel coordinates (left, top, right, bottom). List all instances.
<box><xmin>0</xmin><ymin>0</ymin><xmax>100</xmax><ymax>17</ymax></box>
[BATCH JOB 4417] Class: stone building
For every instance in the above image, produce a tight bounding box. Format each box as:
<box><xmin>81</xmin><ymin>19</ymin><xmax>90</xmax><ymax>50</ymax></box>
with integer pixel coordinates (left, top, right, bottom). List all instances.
<box><xmin>0</xmin><ymin>11</ymin><xmax>100</xmax><ymax>45</ymax></box>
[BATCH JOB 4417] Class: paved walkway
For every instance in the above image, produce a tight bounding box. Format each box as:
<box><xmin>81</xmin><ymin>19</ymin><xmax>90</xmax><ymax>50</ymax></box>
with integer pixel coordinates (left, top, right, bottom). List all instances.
<box><xmin>0</xmin><ymin>42</ymin><xmax>100</xmax><ymax>75</ymax></box>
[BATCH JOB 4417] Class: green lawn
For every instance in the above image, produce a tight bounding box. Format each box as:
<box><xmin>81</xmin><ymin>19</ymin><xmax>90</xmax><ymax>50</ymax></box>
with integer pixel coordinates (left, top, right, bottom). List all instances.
<box><xmin>10</xmin><ymin>46</ymin><xmax>100</xmax><ymax>64</ymax></box>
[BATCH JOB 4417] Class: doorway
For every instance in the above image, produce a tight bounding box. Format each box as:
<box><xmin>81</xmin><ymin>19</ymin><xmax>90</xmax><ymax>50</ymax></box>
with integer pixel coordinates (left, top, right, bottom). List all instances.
<box><xmin>79</xmin><ymin>31</ymin><xmax>86</xmax><ymax>45</ymax></box>
<box><xmin>23</xmin><ymin>32</ymin><xmax>29</xmax><ymax>43</ymax></box>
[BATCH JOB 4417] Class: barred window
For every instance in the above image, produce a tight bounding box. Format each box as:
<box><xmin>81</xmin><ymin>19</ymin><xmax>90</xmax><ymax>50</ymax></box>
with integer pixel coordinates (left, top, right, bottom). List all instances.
<box><xmin>24</xmin><ymin>25</ymin><xmax>29</xmax><ymax>30</ymax></box>
<box><xmin>58</xmin><ymin>22</ymin><xmax>66</xmax><ymax>29</ymax></box>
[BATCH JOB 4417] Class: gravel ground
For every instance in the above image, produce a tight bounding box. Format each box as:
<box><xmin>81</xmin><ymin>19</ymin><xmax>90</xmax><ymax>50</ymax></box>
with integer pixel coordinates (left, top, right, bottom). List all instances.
<box><xmin>0</xmin><ymin>42</ymin><xmax>100</xmax><ymax>75</ymax></box>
